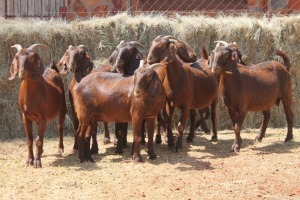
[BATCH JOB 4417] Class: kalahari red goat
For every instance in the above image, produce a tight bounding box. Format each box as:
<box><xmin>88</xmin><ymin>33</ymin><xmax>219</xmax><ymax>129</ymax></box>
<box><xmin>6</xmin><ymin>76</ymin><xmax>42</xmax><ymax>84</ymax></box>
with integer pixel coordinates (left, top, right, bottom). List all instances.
<box><xmin>9</xmin><ymin>44</ymin><xmax>67</xmax><ymax>168</ymax></box>
<box><xmin>107</xmin><ymin>40</ymin><xmax>145</xmax><ymax>146</ymax></box>
<box><xmin>73</xmin><ymin>61</ymin><xmax>166</xmax><ymax>162</ymax></box>
<box><xmin>210</xmin><ymin>41</ymin><xmax>293</xmax><ymax>152</ymax></box>
<box><xmin>147</xmin><ymin>36</ymin><xmax>219</xmax><ymax>151</ymax></box>
<box><xmin>57</xmin><ymin>45</ymin><xmax>112</xmax><ymax>154</ymax></box>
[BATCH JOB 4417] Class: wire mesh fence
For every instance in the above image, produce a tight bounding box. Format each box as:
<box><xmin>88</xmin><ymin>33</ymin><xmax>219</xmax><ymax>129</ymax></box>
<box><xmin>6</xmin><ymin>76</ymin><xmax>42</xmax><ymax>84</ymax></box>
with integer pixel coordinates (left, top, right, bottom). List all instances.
<box><xmin>2</xmin><ymin>0</ymin><xmax>300</xmax><ymax>20</ymax></box>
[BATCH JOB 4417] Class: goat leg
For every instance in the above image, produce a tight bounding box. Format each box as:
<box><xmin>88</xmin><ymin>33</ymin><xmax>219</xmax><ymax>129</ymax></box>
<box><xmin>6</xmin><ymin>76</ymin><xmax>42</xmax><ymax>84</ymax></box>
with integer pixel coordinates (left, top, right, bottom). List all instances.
<box><xmin>132</xmin><ymin>118</ymin><xmax>143</xmax><ymax>162</ymax></box>
<box><xmin>85</xmin><ymin>125</ymin><xmax>94</xmax><ymax>162</ymax></box>
<box><xmin>103</xmin><ymin>122</ymin><xmax>111</xmax><ymax>144</ymax></box>
<box><xmin>122</xmin><ymin>123</ymin><xmax>128</xmax><ymax>148</ymax></box>
<box><xmin>141</xmin><ymin>120</ymin><xmax>146</xmax><ymax>145</ymax></box>
<box><xmin>210</xmin><ymin>101</ymin><xmax>218</xmax><ymax>141</ymax></box>
<box><xmin>77</xmin><ymin>124</ymin><xmax>89</xmax><ymax>162</ymax></box>
<box><xmin>231</xmin><ymin>112</ymin><xmax>245</xmax><ymax>152</ymax></box>
<box><xmin>146</xmin><ymin>118</ymin><xmax>157</xmax><ymax>160</ymax></box>
<box><xmin>175</xmin><ymin>107</ymin><xmax>189</xmax><ymax>152</ymax></box>
<box><xmin>34</xmin><ymin>120</ymin><xmax>46</xmax><ymax>168</ymax></box>
<box><xmin>57</xmin><ymin>107</ymin><xmax>66</xmax><ymax>154</ymax></box>
<box><xmin>70</xmin><ymin>92</ymin><xmax>79</xmax><ymax>151</ymax></box>
<box><xmin>186</xmin><ymin>109</ymin><xmax>196</xmax><ymax>143</ymax></box>
<box><xmin>90</xmin><ymin>122</ymin><xmax>99</xmax><ymax>155</ymax></box>
<box><xmin>23</xmin><ymin>115</ymin><xmax>34</xmax><ymax>166</ymax></box>
<box><xmin>155</xmin><ymin>113</ymin><xmax>164</xmax><ymax>144</ymax></box>
<box><xmin>282</xmin><ymin>98</ymin><xmax>293</xmax><ymax>142</ymax></box>
<box><xmin>255</xmin><ymin>110</ymin><xmax>270</xmax><ymax>142</ymax></box>
<box><xmin>165</xmin><ymin>105</ymin><xmax>175</xmax><ymax>148</ymax></box>
<box><xmin>115</xmin><ymin>123</ymin><xmax>123</xmax><ymax>154</ymax></box>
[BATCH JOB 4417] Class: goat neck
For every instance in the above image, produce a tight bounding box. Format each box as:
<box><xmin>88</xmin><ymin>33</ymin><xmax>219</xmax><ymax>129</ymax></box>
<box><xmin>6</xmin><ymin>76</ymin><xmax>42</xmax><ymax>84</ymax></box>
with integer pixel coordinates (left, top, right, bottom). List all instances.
<box><xmin>164</xmin><ymin>54</ymin><xmax>186</xmax><ymax>86</ymax></box>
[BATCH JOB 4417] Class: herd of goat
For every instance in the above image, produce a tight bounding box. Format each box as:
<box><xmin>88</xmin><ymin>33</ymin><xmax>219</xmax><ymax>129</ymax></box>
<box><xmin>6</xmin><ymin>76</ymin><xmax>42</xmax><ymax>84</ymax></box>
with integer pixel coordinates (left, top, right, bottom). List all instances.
<box><xmin>8</xmin><ymin>35</ymin><xmax>293</xmax><ymax>167</ymax></box>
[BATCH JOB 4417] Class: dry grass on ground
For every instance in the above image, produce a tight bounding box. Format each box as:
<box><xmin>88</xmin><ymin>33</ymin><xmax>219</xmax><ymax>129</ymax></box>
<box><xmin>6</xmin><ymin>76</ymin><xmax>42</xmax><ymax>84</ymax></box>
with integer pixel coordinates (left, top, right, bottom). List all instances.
<box><xmin>0</xmin><ymin>128</ymin><xmax>299</xmax><ymax>200</ymax></box>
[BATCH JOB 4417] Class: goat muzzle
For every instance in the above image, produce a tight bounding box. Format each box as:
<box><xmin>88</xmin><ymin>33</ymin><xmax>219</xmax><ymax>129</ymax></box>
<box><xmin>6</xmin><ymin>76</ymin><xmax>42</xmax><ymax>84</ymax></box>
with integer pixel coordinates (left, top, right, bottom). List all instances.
<box><xmin>133</xmin><ymin>89</ymin><xmax>143</xmax><ymax>98</ymax></box>
<box><xmin>19</xmin><ymin>70</ymin><xmax>27</xmax><ymax>80</ymax></box>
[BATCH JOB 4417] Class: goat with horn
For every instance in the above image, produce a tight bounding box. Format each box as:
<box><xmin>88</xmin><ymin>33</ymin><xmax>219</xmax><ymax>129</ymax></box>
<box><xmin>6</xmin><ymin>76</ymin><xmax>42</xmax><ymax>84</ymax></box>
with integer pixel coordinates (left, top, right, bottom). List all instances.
<box><xmin>210</xmin><ymin>41</ymin><xmax>293</xmax><ymax>152</ymax></box>
<box><xmin>9</xmin><ymin>44</ymin><xmax>67</xmax><ymax>168</ymax></box>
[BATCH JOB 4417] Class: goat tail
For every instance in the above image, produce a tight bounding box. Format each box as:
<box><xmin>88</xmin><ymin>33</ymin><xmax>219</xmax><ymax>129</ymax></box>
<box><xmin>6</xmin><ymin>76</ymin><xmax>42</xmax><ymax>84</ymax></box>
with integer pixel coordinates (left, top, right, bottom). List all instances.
<box><xmin>201</xmin><ymin>46</ymin><xmax>209</xmax><ymax>60</ymax></box>
<box><xmin>275</xmin><ymin>50</ymin><xmax>291</xmax><ymax>72</ymax></box>
<box><xmin>50</xmin><ymin>61</ymin><xmax>60</xmax><ymax>74</ymax></box>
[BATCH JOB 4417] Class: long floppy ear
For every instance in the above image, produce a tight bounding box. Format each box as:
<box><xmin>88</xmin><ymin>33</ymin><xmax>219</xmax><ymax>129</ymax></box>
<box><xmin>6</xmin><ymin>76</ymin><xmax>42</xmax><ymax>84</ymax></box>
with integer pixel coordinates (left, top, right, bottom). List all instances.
<box><xmin>75</xmin><ymin>70</ymin><xmax>83</xmax><ymax>82</ymax></box>
<box><xmin>8</xmin><ymin>58</ymin><xmax>19</xmax><ymax>80</ymax></box>
<box><xmin>80</xmin><ymin>56</ymin><xmax>94</xmax><ymax>77</ymax></box>
<box><xmin>128</xmin><ymin>76</ymin><xmax>136</xmax><ymax>97</ymax></box>
<box><xmin>147</xmin><ymin>73</ymin><xmax>161</xmax><ymax>99</ymax></box>
<box><xmin>161</xmin><ymin>43</ymin><xmax>175</xmax><ymax>63</ymax></box>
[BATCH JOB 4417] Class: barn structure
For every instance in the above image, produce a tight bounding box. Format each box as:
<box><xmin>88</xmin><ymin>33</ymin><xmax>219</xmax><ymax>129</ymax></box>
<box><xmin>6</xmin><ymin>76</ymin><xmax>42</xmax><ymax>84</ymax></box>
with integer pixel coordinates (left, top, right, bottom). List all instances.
<box><xmin>1</xmin><ymin>0</ymin><xmax>300</xmax><ymax>20</ymax></box>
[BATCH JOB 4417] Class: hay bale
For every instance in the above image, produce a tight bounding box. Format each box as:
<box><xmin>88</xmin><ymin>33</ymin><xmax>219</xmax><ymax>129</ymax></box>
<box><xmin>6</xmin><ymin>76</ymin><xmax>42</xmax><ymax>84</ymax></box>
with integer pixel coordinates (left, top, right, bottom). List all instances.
<box><xmin>0</xmin><ymin>13</ymin><xmax>299</xmax><ymax>139</ymax></box>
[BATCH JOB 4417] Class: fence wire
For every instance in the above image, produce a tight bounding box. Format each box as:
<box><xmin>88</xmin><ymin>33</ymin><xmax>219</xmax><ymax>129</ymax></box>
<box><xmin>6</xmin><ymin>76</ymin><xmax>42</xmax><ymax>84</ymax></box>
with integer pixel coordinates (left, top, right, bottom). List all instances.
<box><xmin>2</xmin><ymin>0</ymin><xmax>300</xmax><ymax>20</ymax></box>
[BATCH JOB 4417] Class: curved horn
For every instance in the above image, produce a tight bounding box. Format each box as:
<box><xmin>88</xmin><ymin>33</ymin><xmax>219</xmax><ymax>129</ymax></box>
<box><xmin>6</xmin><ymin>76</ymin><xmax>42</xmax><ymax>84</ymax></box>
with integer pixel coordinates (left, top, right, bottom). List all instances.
<box><xmin>214</xmin><ymin>40</ymin><xmax>229</xmax><ymax>47</ymax></box>
<box><xmin>11</xmin><ymin>44</ymin><xmax>23</xmax><ymax>52</ymax></box>
<box><xmin>138</xmin><ymin>60</ymin><xmax>145</xmax><ymax>68</ymax></box>
<box><xmin>68</xmin><ymin>45</ymin><xmax>74</xmax><ymax>50</ymax></box>
<box><xmin>28</xmin><ymin>44</ymin><xmax>47</xmax><ymax>52</ymax></box>
<box><xmin>155</xmin><ymin>35</ymin><xmax>163</xmax><ymax>40</ymax></box>
<box><xmin>227</xmin><ymin>42</ymin><xmax>238</xmax><ymax>51</ymax></box>
<box><xmin>117</xmin><ymin>40</ymin><xmax>125</xmax><ymax>48</ymax></box>
<box><xmin>148</xmin><ymin>63</ymin><xmax>162</xmax><ymax>71</ymax></box>
<box><xmin>163</xmin><ymin>35</ymin><xmax>179</xmax><ymax>41</ymax></box>
<box><xmin>78</xmin><ymin>45</ymin><xmax>88</xmax><ymax>51</ymax></box>
<box><xmin>129</xmin><ymin>41</ymin><xmax>144</xmax><ymax>49</ymax></box>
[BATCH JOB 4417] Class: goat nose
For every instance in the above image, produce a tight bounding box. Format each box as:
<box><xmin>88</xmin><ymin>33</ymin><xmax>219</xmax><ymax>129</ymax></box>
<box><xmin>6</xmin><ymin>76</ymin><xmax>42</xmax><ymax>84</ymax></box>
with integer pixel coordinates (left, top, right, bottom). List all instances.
<box><xmin>134</xmin><ymin>90</ymin><xmax>140</xmax><ymax>97</ymax></box>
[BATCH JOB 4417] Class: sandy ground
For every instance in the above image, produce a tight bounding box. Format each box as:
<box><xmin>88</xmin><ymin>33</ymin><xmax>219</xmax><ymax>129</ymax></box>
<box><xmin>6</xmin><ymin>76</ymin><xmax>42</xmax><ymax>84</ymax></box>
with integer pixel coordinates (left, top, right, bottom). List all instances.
<box><xmin>0</xmin><ymin>128</ymin><xmax>299</xmax><ymax>200</ymax></box>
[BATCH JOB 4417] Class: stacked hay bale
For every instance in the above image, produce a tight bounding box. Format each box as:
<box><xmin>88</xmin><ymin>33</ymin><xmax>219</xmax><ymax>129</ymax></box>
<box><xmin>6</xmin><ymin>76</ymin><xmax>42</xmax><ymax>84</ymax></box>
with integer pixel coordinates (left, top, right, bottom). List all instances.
<box><xmin>0</xmin><ymin>14</ymin><xmax>299</xmax><ymax>138</ymax></box>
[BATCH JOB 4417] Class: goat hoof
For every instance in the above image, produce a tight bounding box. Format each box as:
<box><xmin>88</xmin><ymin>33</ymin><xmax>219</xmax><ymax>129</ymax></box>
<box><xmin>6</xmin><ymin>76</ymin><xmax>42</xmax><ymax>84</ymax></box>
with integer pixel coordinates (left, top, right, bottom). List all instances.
<box><xmin>57</xmin><ymin>148</ymin><xmax>64</xmax><ymax>155</ymax></box>
<box><xmin>133</xmin><ymin>154</ymin><xmax>143</xmax><ymax>162</ymax></box>
<box><xmin>26</xmin><ymin>158</ymin><xmax>34</xmax><ymax>166</ymax></box>
<box><xmin>174</xmin><ymin>147</ymin><xmax>179</xmax><ymax>153</ymax></box>
<box><xmin>33</xmin><ymin>159</ymin><xmax>42</xmax><ymax>168</ymax></box>
<box><xmin>73</xmin><ymin>145</ymin><xmax>78</xmax><ymax>151</ymax></box>
<box><xmin>177</xmin><ymin>123</ymin><xmax>184</xmax><ymax>132</ymax></box>
<box><xmin>88</xmin><ymin>157</ymin><xmax>95</xmax><ymax>163</ymax></box>
<box><xmin>155</xmin><ymin>137</ymin><xmax>162</xmax><ymax>144</ymax></box>
<box><xmin>255</xmin><ymin>136</ymin><xmax>263</xmax><ymax>142</ymax></box>
<box><xmin>231</xmin><ymin>144</ymin><xmax>240</xmax><ymax>153</ymax></box>
<box><xmin>284</xmin><ymin>134</ymin><xmax>293</xmax><ymax>142</ymax></box>
<box><xmin>210</xmin><ymin>135</ymin><xmax>218</xmax><ymax>141</ymax></box>
<box><xmin>148</xmin><ymin>153</ymin><xmax>157</xmax><ymax>160</ymax></box>
<box><xmin>202</xmin><ymin>128</ymin><xmax>211</xmax><ymax>133</ymax></box>
<box><xmin>113</xmin><ymin>138</ymin><xmax>118</xmax><ymax>146</ymax></box>
<box><xmin>72</xmin><ymin>149</ymin><xmax>79</xmax><ymax>154</ymax></box>
<box><xmin>90</xmin><ymin>148</ymin><xmax>99</xmax><ymax>155</ymax></box>
<box><xmin>186</xmin><ymin>136</ymin><xmax>193</xmax><ymax>143</ymax></box>
<box><xmin>103</xmin><ymin>138</ymin><xmax>111</xmax><ymax>144</ymax></box>
<box><xmin>115</xmin><ymin>148</ymin><xmax>123</xmax><ymax>155</ymax></box>
<box><xmin>167</xmin><ymin>141</ymin><xmax>175</xmax><ymax>148</ymax></box>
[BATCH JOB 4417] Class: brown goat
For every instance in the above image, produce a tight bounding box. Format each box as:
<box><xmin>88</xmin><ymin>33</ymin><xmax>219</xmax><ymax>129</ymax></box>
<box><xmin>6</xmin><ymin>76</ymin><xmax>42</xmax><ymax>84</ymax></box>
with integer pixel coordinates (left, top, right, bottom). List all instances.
<box><xmin>9</xmin><ymin>44</ymin><xmax>67</xmax><ymax>168</ymax></box>
<box><xmin>147</xmin><ymin>36</ymin><xmax>219</xmax><ymax>151</ymax></box>
<box><xmin>153</xmin><ymin>36</ymin><xmax>211</xmax><ymax>143</ymax></box>
<box><xmin>57</xmin><ymin>45</ymin><xmax>111</xmax><ymax>154</ymax></box>
<box><xmin>107</xmin><ymin>40</ymin><xmax>146</xmax><ymax>146</ymax></box>
<box><xmin>73</xmin><ymin>61</ymin><xmax>166</xmax><ymax>162</ymax></box>
<box><xmin>210</xmin><ymin>41</ymin><xmax>293</xmax><ymax>152</ymax></box>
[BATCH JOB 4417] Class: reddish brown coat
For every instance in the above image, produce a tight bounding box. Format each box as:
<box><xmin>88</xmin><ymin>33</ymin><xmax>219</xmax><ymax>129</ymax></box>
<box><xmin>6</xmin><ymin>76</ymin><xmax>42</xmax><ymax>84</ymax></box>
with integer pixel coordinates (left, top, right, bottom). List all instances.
<box><xmin>9</xmin><ymin>44</ymin><xmax>66</xmax><ymax>168</ymax></box>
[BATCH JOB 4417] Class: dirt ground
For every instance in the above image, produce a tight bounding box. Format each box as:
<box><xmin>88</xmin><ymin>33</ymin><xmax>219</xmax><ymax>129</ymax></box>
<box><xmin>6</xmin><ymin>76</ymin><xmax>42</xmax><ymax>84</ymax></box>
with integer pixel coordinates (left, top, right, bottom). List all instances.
<box><xmin>0</xmin><ymin>128</ymin><xmax>299</xmax><ymax>200</ymax></box>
